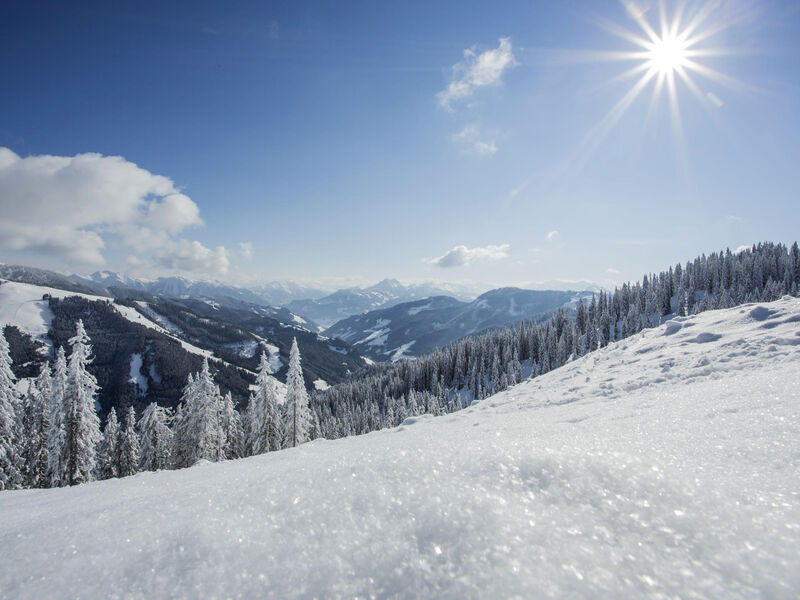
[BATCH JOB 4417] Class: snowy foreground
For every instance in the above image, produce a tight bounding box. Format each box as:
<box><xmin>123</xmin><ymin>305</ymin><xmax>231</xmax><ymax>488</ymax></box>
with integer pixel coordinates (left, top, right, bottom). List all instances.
<box><xmin>2</xmin><ymin>299</ymin><xmax>799</xmax><ymax>599</ymax></box>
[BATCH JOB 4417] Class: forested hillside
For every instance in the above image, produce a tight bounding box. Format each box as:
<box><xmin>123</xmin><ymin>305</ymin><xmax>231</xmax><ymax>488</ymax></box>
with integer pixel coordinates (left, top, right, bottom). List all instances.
<box><xmin>311</xmin><ymin>242</ymin><xmax>800</xmax><ymax>438</ymax></box>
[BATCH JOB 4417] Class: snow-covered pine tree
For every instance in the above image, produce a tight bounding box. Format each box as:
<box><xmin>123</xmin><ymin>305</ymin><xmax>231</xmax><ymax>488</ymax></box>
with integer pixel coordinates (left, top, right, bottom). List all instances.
<box><xmin>64</xmin><ymin>320</ymin><xmax>101</xmax><ymax>486</ymax></box>
<box><xmin>119</xmin><ymin>406</ymin><xmax>140</xmax><ymax>477</ymax></box>
<box><xmin>246</xmin><ymin>351</ymin><xmax>283</xmax><ymax>455</ymax></box>
<box><xmin>138</xmin><ymin>402</ymin><xmax>173</xmax><ymax>471</ymax></box>
<box><xmin>46</xmin><ymin>346</ymin><xmax>68</xmax><ymax>487</ymax></box>
<box><xmin>0</xmin><ymin>329</ymin><xmax>24</xmax><ymax>490</ymax></box>
<box><xmin>220</xmin><ymin>392</ymin><xmax>244</xmax><ymax>459</ymax></box>
<box><xmin>174</xmin><ymin>359</ymin><xmax>224</xmax><ymax>466</ymax></box>
<box><xmin>98</xmin><ymin>408</ymin><xmax>120</xmax><ymax>480</ymax></box>
<box><xmin>171</xmin><ymin>377</ymin><xmax>192</xmax><ymax>468</ymax></box>
<box><xmin>23</xmin><ymin>364</ymin><xmax>51</xmax><ymax>488</ymax></box>
<box><xmin>284</xmin><ymin>338</ymin><xmax>311</xmax><ymax>448</ymax></box>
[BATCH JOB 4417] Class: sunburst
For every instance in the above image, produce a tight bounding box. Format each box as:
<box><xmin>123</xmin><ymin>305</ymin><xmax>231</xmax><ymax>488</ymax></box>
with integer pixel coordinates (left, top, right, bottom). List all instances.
<box><xmin>568</xmin><ymin>0</ymin><xmax>750</xmax><ymax>164</ymax></box>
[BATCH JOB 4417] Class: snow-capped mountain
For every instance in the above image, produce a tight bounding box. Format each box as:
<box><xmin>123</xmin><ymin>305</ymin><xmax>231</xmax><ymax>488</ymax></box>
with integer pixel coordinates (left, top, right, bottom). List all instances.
<box><xmin>72</xmin><ymin>271</ymin><xmax>485</xmax><ymax>312</ymax></box>
<box><xmin>249</xmin><ymin>280</ymin><xmax>337</xmax><ymax>306</ymax></box>
<box><xmin>287</xmin><ymin>278</ymin><xmax>485</xmax><ymax>328</ymax></box>
<box><xmin>3</xmin><ymin>296</ymin><xmax>798</xmax><ymax>598</ymax></box>
<box><xmin>73</xmin><ymin>271</ymin><xmax>274</xmax><ymax>307</ymax></box>
<box><xmin>325</xmin><ymin>287</ymin><xmax>595</xmax><ymax>361</ymax></box>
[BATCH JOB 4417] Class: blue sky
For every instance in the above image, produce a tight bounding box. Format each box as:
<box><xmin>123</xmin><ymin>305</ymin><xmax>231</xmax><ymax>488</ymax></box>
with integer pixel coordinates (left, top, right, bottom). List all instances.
<box><xmin>1</xmin><ymin>0</ymin><xmax>798</xmax><ymax>287</ymax></box>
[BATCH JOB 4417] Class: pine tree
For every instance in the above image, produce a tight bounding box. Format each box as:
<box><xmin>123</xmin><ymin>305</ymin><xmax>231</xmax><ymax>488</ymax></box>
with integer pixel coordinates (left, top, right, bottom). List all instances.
<box><xmin>220</xmin><ymin>392</ymin><xmax>244</xmax><ymax>459</ymax></box>
<box><xmin>174</xmin><ymin>359</ymin><xmax>223</xmax><ymax>466</ymax></box>
<box><xmin>23</xmin><ymin>364</ymin><xmax>51</xmax><ymax>488</ymax></box>
<box><xmin>46</xmin><ymin>346</ymin><xmax>68</xmax><ymax>487</ymax></box>
<box><xmin>64</xmin><ymin>320</ymin><xmax>101</xmax><ymax>486</ymax></box>
<box><xmin>138</xmin><ymin>402</ymin><xmax>173</xmax><ymax>471</ymax></box>
<box><xmin>119</xmin><ymin>406</ymin><xmax>140</xmax><ymax>477</ymax></box>
<box><xmin>97</xmin><ymin>408</ymin><xmax>120</xmax><ymax>480</ymax></box>
<box><xmin>284</xmin><ymin>338</ymin><xmax>311</xmax><ymax>448</ymax></box>
<box><xmin>246</xmin><ymin>351</ymin><xmax>283</xmax><ymax>455</ymax></box>
<box><xmin>0</xmin><ymin>329</ymin><xmax>24</xmax><ymax>490</ymax></box>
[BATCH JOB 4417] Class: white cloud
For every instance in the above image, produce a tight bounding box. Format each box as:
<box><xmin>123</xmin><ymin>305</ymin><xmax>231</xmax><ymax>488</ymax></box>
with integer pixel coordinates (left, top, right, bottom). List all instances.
<box><xmin>546</xmin><ymin>230</ymin><xmax>559</xmax><ymax>241</ymax></box>
<box><xmin>735</xmin><ymin>245</ymin><xmax>752</xmax><ymax>254</ymax></box>
<box><xmin>153</xmin><ymin>240</ymin><xmax>230</xmax><ymax>277</ymax></box>
<box><xmin>239</xmin><ymin>242</ymin><xmax>254</xmax><ymax>260</ymax></box>
<box><xmin>147</xmin><ymin>193</ymin><xmax>202</xmax><ymax>234</ymax></box>
<box><xmin>606</xmin><ymin>268</ymin><xmax>620</xmax><ymax>274</ymax></box>
<box><xmin>452</xmin><ymin>125</ymin><xmax>498</xmax><ymax>156</ymax></box>
<box><xmin>0</xmin><ymin>147</ymin><xmax>235</xmax><ymax>278</ymax></box>
<box><xmin>437</xmin><ymin>38</ymin><xmax>517</xmax><ymax>111</ymax></box>
<box><xmin>426</xmin><ymin>244</ymin><xmax>510</xmax><ymax>268</ymax></box>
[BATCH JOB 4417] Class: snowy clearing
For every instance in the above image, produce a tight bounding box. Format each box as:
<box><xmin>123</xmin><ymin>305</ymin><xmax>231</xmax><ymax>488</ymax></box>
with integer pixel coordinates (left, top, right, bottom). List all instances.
<box><xmin>0</xmin><ymin>279</ymin><xmax>109</xmax><ymax>347</ymax></box>
<box><xmin>128</xmin><ymin>352</ymin><xmax>147</xmax><ymax>395</ymax></box>
<box><xmin>389</xmin><ymin>340</ymin><xmax>416</xmax><ymax>361</ymax></box>
<box><xmin>0</xmin><ymin>298</ymin><xmax>798</xmax><ymax>599</ymax></box>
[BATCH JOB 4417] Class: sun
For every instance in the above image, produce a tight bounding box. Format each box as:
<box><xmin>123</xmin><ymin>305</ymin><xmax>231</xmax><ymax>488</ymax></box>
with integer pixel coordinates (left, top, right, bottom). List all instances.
<box><xmin>645</xmin><ymin>33</ymin><xmax>689</xmax><ymax>75</ymax></box>
<box><xmin>561</xmin><ymin>0</ymin><xmax>748</xmax><ymax>164</ymax></box>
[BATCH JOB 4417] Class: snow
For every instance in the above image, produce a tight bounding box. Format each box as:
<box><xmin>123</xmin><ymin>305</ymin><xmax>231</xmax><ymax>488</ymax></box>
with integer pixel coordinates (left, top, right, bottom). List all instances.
<box><xmin>313</xmin><ymin>378</ymin><xmax>330</xmax><ymax>391</ymax></box>
<box><xmin>361</xmin><ymin>355</ymin><xmax>376</xmax><ymax>366</ymax></box>
<box><xmin>135</xmin><ymin>302</ymin><xmax>183</xmax><ymax>336</ymax></box>
<box><xmin>407</xmin><ymin>302</ymin><xmax>433</xmax><ymax>316</ymax></box>
<box><xmin>389</xmin><ymin>340</ymin><xmax>416</xmax><ymax>361</ymax></box>
<box><xmin>356</xmin><ymin>328</ymin><xmax>389</xmax><ymax>347</ymax></box>
<box><xmin>350</xmin><ymin>318</ymin><xmax>391</xmax><ymax>347</ymax></box>
<box><xmin>148</xmin><ymin>361</ymin><xmax>162</xmax><ymax>384</ymax></box>
<box><xmin>128</xmin><ymin>352</ymin><xmax>147</xmax><ymax>395</ymax></box>
<box><xmin>224</xmin><ymin>340</ymin><xmax>259</xmax><ymax>359</ymax></box>
<box><xmin>1</xmin><ymin>297</ymin><xmax>799</xmax><ymax>598</ymax></box>
<box><xmin>257</xmin><ymin>340</ymin><xmax>283</xmax><ymax>373</ymax></box>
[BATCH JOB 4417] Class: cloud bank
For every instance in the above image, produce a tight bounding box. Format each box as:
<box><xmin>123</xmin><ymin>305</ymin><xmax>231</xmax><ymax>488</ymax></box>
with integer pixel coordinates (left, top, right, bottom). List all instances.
<box><xmin>0</xmin><ymin>147</ymin><xmax>233</xmax><ymax>278</ymax></box>
<box><xmin>427</xmin><ymin>244</ymin><xmax>510</xmax><ymax>268</ymax></box>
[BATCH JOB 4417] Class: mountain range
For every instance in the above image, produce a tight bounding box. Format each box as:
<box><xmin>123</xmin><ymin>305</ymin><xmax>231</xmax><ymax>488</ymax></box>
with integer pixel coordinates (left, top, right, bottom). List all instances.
<box><xmin>1</xmin><ymin>263</ymin><xmax>600</xmax><ymax>381</ymax></box>
<box><xmin>324</xmin><ymin>287</ymin><xmax>595</xmax><ymax>361</ymax></box>
<box><xmin>286</xmin><ymin>278</ymin><xmax>486</xmax><ymax>328</ymax></box>
<box><xmin>70</xmin><ymin>270</ymin><xmax>492</xmax><ymax>322</ymax></box>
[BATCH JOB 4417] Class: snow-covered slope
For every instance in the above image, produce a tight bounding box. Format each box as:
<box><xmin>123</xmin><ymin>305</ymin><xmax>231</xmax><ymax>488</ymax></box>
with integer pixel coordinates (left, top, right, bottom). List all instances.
<box><xmin>0</xmin><ymin>279</ymin><xmax>111</xmax><ymax>344</ymax></box>
<box><xmin>0</xmin><ymin>278</ymin><xmax>221</xmax><ymax>362</ymax></box>
<box><xmin>1</xmin><ymin>298</ymin><xmax>799</xmax><ymax>599</ymax></box>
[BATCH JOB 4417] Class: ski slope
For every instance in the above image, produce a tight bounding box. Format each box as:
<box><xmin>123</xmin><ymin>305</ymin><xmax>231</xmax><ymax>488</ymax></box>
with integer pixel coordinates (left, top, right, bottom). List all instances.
<box><xmin>1</xmin><ymin>298</ymin><xmax>799</xmax><ymax>599</ymax></box>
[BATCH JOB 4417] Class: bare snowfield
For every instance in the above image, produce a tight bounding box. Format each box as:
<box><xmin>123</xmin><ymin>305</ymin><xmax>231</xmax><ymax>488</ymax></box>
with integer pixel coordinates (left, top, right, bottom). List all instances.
<box><xmin>1</xmin><ymin>298</ymin><xmax>799</xmax><ymax>599</ymax></box>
